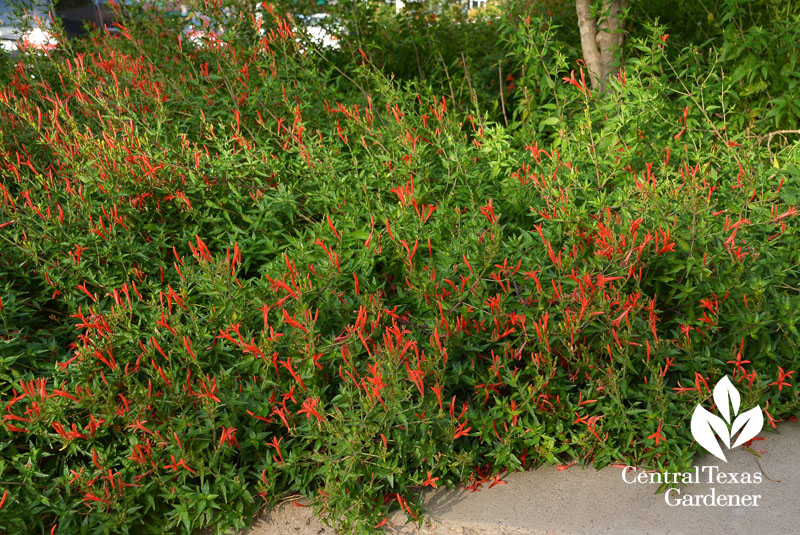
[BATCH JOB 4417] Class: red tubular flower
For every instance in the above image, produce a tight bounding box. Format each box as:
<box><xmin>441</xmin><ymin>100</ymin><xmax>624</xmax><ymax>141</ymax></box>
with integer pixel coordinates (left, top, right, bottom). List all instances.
<box><xmin>430</xmin><ymin>383</ymin><xmax>443</xmax><ymax>411</ymax></box>
<box><xmin>282</xmin><ymin>309</ymin><xmax>308</xmax><ymax>333</ymax></box>
<box><xmin>163</xmin><ymin>454</ymin><xmax>195</xmax><ymax>474</ymax></box>
<box><xmin>655</xmin><ymin>227</ymin><xmax>676</xmax><ymax>255</ymax></box>
<box><xmin>218</xmin><ymin>426</ymin><xmax>239</xmax><ymax>448</ymax></box>
<box><xmin>76</xmin><ymin>281</ymin><xmax>97</xmax><ymax>302</ymax></box>
<box><xmin>421</xmin><ymin>471</ymin><xmax>439</xmax><ymax>488</ymax></box>
<box><xmin>267</xmin><ymin>436</ymin><xmax>284</xmax><ymax>464</ymax></box>
<box><xmin>82</xmin><ymin>492</ymin><xmax>111</xmax><ymax>504</ymax></box>
<box><xmin>479</xmin><ymin>199</ymin><xmax>497</xmax><ymax>224</ymax></box>
<box><xmin>453</xmin><ymin>420</ymin><xmax>471</xmax><ymax>439</ymax></box>
<box><xmin>673</xmin><ymin>106</ymin><xmax>689</xmax><ymax>140</ymax></box>
<box><xmin>648</xmin><ymin>419</ymin><xmax>666</xmax><ymax>445</ymax></box>
<box><xmin>183</xmin><ymin>336</ymin><xmax>196</xmax><ymax>360</ymax></box>
<box><xmin>365</xmin><ymin>363</ymin><xmax>386</xmax><ymax>408</ymax></box>
<box><xmin>297</xmin><ymin>397</ymin><xmax>325</xmax><ymax>424</ymax></box>
<box><xmin>325</xmin><ymin>213</ymin><xmax>340</xmax><ymax>239</ymax></box>
<box><xmin>151</xmin><ymin>337</ymin><xmax>168</xmax><ymax>360</ymax></box>
<box><xmin>769</xmin><ymin>367</ymin><xmax>796</xmax><ymax>391</ymax></box>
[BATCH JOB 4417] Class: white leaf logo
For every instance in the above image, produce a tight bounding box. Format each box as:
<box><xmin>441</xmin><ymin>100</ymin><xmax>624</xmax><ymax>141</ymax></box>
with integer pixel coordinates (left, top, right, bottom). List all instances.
<box><xmin>690</xmin><ymin>375</ymin><xmax>763</xmax><ymax>462</ymax></box>
<box><xmin>712</xmin><ymin>376</ymin><xmax>739</xmax><ymax>423</ymax></box>
<box><xmin>731</xmin><ymin>407</ymin><xmax>764</xmax><ymax>449</ymax></box>
<box><xmin>691</xmin><ymin>406</ymin><xmax>729</xmax><ymax>461</ymax></box>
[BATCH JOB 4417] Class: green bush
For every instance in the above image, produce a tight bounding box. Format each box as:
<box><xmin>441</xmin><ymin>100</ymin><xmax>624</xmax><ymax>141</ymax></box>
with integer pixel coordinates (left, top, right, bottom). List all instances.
<box><xmin>0</xmin><ymin>1</ymin><xmax>798</xmax><ymax>534</ymax></box>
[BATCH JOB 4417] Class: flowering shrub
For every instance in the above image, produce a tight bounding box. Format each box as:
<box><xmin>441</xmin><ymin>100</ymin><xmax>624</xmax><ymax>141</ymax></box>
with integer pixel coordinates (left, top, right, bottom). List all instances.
<box><xmin>0</xmin><ymin>1</ymin><xmax>798</xmax><ymax>534</ymax></box>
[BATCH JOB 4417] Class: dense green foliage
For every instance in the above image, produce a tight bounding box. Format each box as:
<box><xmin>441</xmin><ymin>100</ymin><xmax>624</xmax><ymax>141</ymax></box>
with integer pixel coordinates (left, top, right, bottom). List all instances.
<box><xmin>1</xmin><ymin>0</ymin><xmax>798</xmax><ymax>533</ymax></box>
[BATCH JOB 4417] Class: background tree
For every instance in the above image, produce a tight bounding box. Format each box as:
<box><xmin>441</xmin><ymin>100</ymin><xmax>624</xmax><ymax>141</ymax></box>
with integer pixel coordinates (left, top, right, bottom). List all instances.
<box><xmin>575</xmin><ymin>0</ymin><xmax>626</xmax><ymax>92</ymax></box>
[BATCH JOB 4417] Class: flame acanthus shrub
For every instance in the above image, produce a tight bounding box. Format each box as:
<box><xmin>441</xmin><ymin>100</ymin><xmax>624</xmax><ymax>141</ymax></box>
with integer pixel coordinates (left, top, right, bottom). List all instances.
<box><xmin>0</xmin><ymin>1</ymin><xmax>798</xmax><ymax>533</ymax></box>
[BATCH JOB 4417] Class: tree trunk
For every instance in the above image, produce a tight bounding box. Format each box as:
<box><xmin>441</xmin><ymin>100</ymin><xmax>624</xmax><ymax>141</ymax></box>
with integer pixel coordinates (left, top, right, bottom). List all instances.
<box><xmin>575</xmin><ymin>0</ymin><xmax>626</xmax><ymax>93</ymax></box>
<box><xmin>575</xmin><ymin>0</ymin><xmax>602</xmax><ymax>91</ymax></box>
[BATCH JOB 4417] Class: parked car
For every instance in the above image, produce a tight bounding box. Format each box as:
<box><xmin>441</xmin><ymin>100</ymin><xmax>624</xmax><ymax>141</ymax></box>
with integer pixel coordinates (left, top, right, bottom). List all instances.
<box><xmin>55</xmin><ymin>0</ymin><xmax>113</xmax><ymax>38</ymax></box>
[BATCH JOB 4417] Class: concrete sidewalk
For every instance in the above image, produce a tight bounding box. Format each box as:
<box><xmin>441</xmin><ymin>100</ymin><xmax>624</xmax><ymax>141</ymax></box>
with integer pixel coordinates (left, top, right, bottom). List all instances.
<box><xmin>247</xmin><ymin>423</ymin><xmax>800</xmax><ymax>535</ymax></box>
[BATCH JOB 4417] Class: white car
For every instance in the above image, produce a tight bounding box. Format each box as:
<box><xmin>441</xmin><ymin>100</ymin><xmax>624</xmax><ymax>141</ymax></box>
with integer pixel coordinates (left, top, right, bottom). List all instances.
<box><xmin>0</xmin><ymin>0</ymin><xmax>58</xmax><ymax>52</ymax></box>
